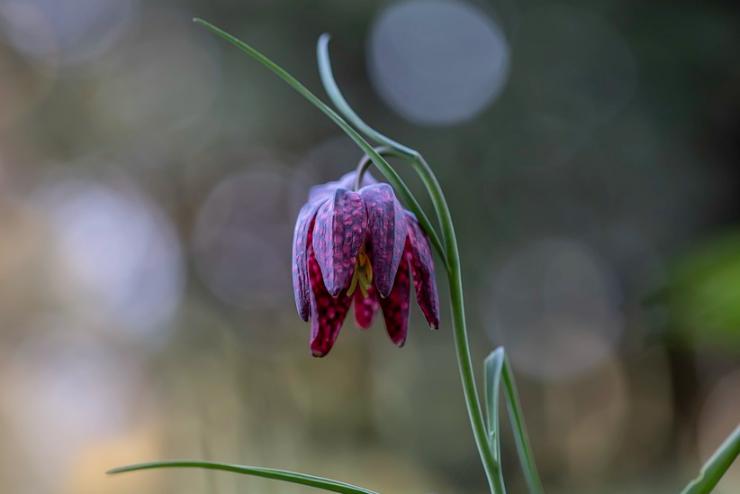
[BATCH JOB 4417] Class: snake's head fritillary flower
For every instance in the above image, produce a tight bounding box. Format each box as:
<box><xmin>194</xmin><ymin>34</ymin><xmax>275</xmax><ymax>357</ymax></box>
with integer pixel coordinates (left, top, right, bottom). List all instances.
<box><xmin>292</xmin><ymin>171</ymin><xmax>440</xmax><ymax>357</ymax></box>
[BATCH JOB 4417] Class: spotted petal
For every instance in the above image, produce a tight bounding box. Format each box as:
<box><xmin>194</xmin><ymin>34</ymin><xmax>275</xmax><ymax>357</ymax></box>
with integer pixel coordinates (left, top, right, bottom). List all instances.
<box><xmin>308</xmin><ymin>244</ymin><xmax>352</xmax><ymax>357</ymax></box>
<box><xmin>312</xmin><ymin>188</ymin><xmax>367</xmax><ymax>296</ymax></box>
<box><xmin>292</xmin><ymin>201</ymin><xmax>322</xmax><ymax>320</ymax></box>
<box><xmin>379</xmin><ymin>252</ymin><xmax>411</xmax><ymax>346</ymax></box>
<box><xmin>360</xmin><ymin>183</ymin><xmax>406</xmax><ymax>298</ymax></box>
<box><xmin>406</xmin><ymin>213</ymin><xmax>440</xmax><ymax>328</ymax></box>
<box><xmin>354</xmin><ymin>285</ymin><xmax>379</xmax><ymax>329</ymax></box>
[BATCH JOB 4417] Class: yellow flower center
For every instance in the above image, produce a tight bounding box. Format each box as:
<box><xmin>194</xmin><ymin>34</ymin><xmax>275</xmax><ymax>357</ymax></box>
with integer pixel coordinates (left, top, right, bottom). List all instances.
<box><xmin>347</xmin><ymin>246</ymin><xmax>373</xmax><ymax>298</ymax></box>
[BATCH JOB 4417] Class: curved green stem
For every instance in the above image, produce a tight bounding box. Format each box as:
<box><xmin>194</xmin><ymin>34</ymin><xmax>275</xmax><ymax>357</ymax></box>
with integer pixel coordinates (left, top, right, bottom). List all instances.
<box><xmin>354</xmin><ymin>145</ymin><xmax>393</xmax><ymax>190</ymax></box>
<box><xmin>364</xmin><ymin>144</ymin><xmax>510</xmax><ymax>494</ymax></box>
<box><xmin>419</xmin><ymin>155</ymin><xmax>506</xmax><ymax>494</ymax></box>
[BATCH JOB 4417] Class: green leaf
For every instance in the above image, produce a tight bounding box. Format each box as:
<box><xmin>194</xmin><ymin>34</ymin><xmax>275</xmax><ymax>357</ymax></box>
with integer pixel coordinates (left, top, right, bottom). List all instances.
<box><xmin>485</xmin><ymin>347</ymin><xmax>544</xmax><ymax>494</ymax></box>
<box><xmin>192</xmin><ymin>18</ymin><xmax>445</xmax><ymax>264</ymax></box>
<box><xmin>484</xmin><ymin>348</ymin><xmax>505</xmax><ymax>462</ymax></box>
<box><xmin>108</xmin><ymin>460</ymin><xmax>379</xmax><ymax>494</ymax></box>
<box><xmin>501</xmin><ymin>356</ymin><xmax>543</xmax><ymax>494</ymax></box>
<box><xmin>681</xmin><ymin>426</ymin><xmax>740</xmax><ymax>494</ymax></box>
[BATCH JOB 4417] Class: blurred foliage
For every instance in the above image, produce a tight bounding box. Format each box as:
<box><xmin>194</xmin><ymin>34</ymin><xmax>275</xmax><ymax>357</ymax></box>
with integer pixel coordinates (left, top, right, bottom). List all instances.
<box><xmin>666</xmin><ymin>232</ymin><xmax>740</xmax><ymax>348</ymax></box>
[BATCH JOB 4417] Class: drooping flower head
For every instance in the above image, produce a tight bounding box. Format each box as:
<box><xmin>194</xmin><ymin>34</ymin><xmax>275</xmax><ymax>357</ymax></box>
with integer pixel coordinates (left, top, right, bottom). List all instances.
<box><xmin>292</xmin><ymin>171</ymin><xmax>440</xmax><ymax>356</ymax></box>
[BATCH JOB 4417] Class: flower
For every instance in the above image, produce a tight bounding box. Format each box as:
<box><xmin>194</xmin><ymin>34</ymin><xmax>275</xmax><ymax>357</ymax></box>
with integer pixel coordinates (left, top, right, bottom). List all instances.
<box><xmin>292</xmin><ymin>171</ymin><xmax>440</xmax><ymax>356</ymax></box>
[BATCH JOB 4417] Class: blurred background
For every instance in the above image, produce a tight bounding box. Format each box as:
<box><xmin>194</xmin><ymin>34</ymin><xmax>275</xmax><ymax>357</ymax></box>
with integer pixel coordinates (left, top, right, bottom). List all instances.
<box><xmin>0</xmin><ymin>0</ymin><xmax>738</xmax><ymax>493</ymax></box>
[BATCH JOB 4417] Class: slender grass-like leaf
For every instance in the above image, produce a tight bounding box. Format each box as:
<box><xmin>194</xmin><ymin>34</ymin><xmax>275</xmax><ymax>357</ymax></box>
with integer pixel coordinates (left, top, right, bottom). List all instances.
<box><xmin>191</xmin><ymin>18</ymin><xmax>445</xmax><ymax>264</ymax></box>
<box><xmin>484</xmin><ymin>348</ymin><xmax>505</xmax><ymax>460</ymax></box>
<box><xmin>484</xmin><ymin>348</ymin><xmax>507</xmax><ymax>492</ymax></box>
<box><xmin>681</xmin><ymin>426</ymin><xmax>739</xmax><ymax>494</ymax></box>
<box><xmin>108</xmin><ymin>460</ymin><xmax>379</xmax><ymax>494</ymax></box>
<box><xmin>501</xmin><ymin>355</ymin><xmax>544</xmax><ymax>494</ymax></box>
<box><xmin>485</xmin><ymin>348</ymin><xmax>544</xmax><ymax>494</ymax></box>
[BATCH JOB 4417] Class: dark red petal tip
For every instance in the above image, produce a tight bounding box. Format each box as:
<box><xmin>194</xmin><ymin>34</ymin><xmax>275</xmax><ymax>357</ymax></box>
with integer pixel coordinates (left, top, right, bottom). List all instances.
<box><xmin>406</xmin><ymin>214</ymin><xmax>441</xmax><ymax>329</ymax></box>
<box><xmin>308</xmin><ymin>244</ymin><xmax>352</xmax><ymax>357</ymax></box>
<box><xmin>312</xmin><ymin>188</ymin><xmax>367</xmax><ymax>296</ymax></box>
<box><xmin>354</xmin><ymin>286</ymin><xmax>379</xmax><ymax>329</ymax></box>
<box><xmin>380</xmin><ymin>253</ymin><xmax>412</xmax><ymax>347</ymax></box>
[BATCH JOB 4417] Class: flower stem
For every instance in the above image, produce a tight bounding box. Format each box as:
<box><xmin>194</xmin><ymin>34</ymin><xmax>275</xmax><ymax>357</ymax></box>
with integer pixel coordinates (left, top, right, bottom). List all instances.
<box><xmin>355</xmin><ymin>141</ymin><xmax>511</xmax><ymax>494</ymax></box>
<box><xmin>354</xmin><ymin>141</ymin><xmax>509</xmax><ymax>493</ymax></box>
<box><xmin>413</xmin><ymin>155</ymin><xmax>506</xmax><ymax>494</ymax></box>
<box><xmin>354</xmin><ymin>145</ymin><xmax>393</xmax><ymax>190</ymax></box>
<box><xmin>357</xmin><ymin>146</ymin><xmax>515</xmax><ymax>494</ymax></box>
